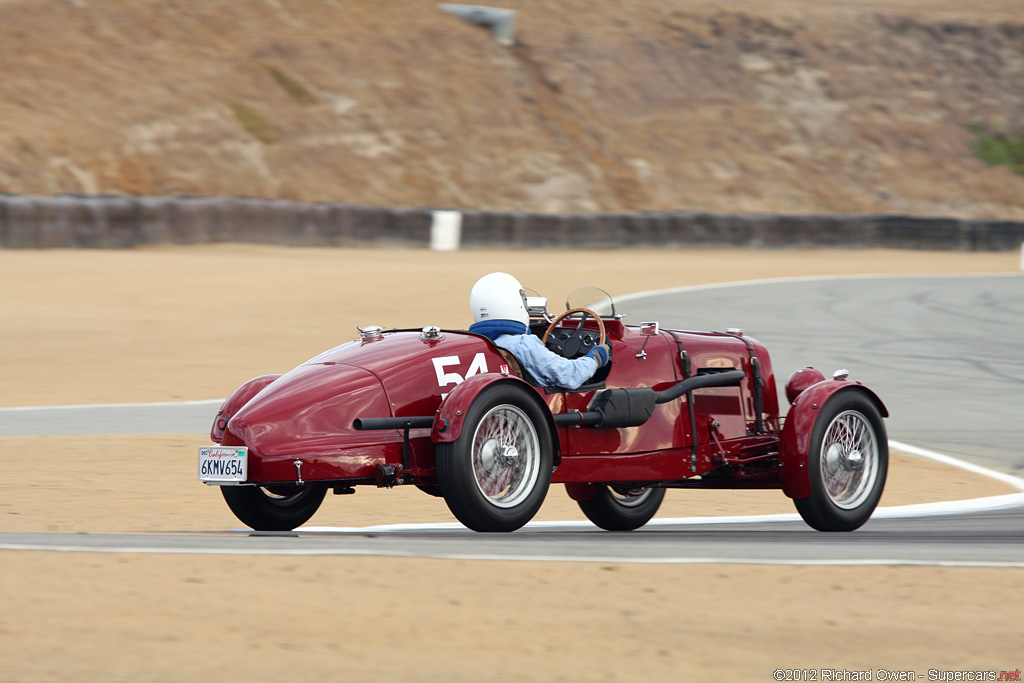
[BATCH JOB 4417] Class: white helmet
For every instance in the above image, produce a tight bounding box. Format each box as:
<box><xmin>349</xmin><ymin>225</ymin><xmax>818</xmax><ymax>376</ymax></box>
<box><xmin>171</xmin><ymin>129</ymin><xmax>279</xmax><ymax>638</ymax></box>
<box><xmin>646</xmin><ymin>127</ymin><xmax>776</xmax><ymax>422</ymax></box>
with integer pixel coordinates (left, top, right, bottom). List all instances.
<box><xmin>470</xmin><ymin>272</ymin><xmax>529</xmax><ymax>326</ymax></box>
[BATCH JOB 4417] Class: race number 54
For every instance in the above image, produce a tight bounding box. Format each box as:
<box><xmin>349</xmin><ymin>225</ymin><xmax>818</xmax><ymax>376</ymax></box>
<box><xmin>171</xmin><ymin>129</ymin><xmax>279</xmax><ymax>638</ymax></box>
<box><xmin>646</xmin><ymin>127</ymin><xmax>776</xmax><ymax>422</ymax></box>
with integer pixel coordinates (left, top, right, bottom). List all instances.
<box><xmin>432</xmin><ymin>353</ymin><xmax>488</xmax><ymax>396</ymax></box>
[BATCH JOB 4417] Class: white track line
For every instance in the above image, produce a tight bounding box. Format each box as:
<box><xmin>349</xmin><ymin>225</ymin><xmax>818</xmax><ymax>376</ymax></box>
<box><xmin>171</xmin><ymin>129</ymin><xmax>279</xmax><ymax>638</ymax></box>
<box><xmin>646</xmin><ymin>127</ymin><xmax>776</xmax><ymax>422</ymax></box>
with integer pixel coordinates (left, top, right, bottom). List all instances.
<box><xmin>299</xmin><ymin>439</ymin><xmax>1024</xmax><ymax>535</ymax></box>
<box><xmin>1</xmin><ymin>436</ymin><xmax>1020</xmax><ymax>564</ymax></box>
<box><xmin>4</xmin><ymin>275</ymin><xmax>1022</xmax><ymax>563</ymax></box>
<box><xmin>4</xmin><ymin>435</ymin><xmax>1019</xmax><ymax>566</ymax></box>
<box><xmin>0</xmin><ymin>399</ymin><xmax>224</xmax><ymax>412</ymax></box>
<box><xmin>0</xmin><ymin>543</ymin><xmax>1021</xmax><ymax>567</ymax></box>
<box><xmin>614</xmin><ymin>272</ymin><xmax>1024</xmax><ymax>305</ymax></box>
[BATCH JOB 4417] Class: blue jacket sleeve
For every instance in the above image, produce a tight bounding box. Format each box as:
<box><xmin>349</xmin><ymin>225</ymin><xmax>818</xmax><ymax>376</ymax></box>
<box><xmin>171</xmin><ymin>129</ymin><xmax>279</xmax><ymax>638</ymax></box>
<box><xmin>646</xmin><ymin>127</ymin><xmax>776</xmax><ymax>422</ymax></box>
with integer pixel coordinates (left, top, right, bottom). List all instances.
<box><xmin>494</xmin><ymin>334</ymin><xmax>599</xmax><ymax>390</ymax></box>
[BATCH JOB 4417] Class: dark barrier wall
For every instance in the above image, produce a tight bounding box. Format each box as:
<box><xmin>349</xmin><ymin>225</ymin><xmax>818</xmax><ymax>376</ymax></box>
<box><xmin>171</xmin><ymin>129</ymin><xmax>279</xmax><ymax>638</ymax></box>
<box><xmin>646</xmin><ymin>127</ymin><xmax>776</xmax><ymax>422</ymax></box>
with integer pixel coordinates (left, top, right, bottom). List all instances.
<box><xmin>2</xmin><ymin>194</ymin><xmax>1023</xmax><ymax>250</ymax></box>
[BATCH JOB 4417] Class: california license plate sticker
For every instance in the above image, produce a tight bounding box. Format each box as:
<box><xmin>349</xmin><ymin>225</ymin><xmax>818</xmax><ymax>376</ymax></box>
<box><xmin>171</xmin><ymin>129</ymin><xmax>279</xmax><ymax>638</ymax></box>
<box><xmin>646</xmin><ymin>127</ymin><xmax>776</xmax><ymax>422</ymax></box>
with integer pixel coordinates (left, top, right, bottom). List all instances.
<box><xmin>198</xmin><ymin>446</ymin><xmax>248</xmax><ymax>483</ymax></box>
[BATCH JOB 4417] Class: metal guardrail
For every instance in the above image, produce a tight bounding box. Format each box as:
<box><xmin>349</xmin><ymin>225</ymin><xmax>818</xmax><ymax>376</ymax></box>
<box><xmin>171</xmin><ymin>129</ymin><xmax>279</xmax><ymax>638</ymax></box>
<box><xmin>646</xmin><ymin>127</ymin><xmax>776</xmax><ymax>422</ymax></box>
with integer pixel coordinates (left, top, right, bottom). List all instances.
<box><xmin>1</xmin><ymin>194</ymin><xmax>1022</xmax><ymax>251</ymax></box>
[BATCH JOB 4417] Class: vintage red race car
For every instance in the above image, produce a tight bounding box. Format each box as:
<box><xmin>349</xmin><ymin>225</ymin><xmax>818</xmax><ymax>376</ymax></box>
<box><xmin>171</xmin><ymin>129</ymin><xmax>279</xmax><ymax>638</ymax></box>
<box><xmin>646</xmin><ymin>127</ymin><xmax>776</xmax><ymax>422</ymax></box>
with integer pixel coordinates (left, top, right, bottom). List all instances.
<box><xmin>199</xmin><ymin>287</ymin><xmax>888</xmax><ymax>533</ymax></box>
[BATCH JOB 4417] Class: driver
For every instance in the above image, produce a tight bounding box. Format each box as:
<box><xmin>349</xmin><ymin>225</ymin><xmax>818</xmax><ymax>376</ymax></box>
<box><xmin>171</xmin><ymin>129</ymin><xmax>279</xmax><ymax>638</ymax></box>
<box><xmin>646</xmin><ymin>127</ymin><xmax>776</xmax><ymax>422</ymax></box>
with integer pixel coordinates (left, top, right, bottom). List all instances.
<box><xmin>468</xmin><ymin>272</ymin><xmax>611</xmax><ymax>390</ymax></box>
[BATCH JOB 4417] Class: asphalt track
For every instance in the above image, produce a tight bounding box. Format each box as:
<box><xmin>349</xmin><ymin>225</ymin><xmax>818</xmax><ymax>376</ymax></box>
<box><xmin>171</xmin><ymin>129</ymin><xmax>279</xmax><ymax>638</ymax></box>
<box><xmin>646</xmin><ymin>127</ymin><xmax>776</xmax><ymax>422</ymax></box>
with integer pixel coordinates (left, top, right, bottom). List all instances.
<box><xmin>2</xmin><ymin>274</ymin><xmax>1023</xmax><ymax>564</ymax></box>
<box><xmin>622</xmin><ymin>273</ymin><xmax>1024</xmax><ymax>473</ymax></box>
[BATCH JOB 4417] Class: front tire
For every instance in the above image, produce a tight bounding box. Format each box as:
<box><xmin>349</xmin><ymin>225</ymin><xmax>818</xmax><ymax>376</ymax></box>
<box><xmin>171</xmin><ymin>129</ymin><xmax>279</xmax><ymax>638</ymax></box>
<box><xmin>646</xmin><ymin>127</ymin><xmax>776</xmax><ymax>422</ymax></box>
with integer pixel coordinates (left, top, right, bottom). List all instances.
<box><xmin>578</xmin><ymin>485</ymin><xmax>666</xmax><ymax>531</ymax></box>
<box><xmin>221</xmin><ymin>484</ymin><xmax>327</xmax><ymax>531</ymax></box>
<box><xmin>794</xmin><ymin>392</ymin><xmax>888</xmax><ymax>532</ymax></box>
<box><xmin>437</xmin><ymin>384</ymin><xmax>553</xmax><ymax>532</ymax></box>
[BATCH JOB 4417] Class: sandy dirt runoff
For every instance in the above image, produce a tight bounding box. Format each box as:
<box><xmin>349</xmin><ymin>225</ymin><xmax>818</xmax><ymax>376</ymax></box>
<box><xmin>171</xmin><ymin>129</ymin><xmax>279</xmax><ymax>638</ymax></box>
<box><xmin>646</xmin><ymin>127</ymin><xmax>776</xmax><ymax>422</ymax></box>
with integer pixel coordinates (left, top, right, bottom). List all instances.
<box><xmin>1</xmin><ymin>246</ymin><xmax>1022</xmax><ymax>681</ymax></box>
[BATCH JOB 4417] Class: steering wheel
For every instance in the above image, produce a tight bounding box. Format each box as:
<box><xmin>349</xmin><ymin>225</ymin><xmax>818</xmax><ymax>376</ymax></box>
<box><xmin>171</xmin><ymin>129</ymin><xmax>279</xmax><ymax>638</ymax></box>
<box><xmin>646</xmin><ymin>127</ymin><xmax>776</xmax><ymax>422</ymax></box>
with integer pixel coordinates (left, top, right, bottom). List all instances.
<box><xmin>541</xmin><ymin>308</ymin><xmax>607</xmax><ymax>359</ymax></box>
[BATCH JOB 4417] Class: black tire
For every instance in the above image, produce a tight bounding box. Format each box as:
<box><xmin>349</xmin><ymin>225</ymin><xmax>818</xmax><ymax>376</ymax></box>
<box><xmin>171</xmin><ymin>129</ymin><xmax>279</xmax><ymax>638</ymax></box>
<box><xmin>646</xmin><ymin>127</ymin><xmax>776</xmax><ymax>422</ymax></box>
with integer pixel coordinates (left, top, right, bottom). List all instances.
<box><xmin>794</xmin><ymin>392</ymin><xmax>888</xmax><ymax>532</ymax></box>
<box><xmin>221</xmin><ymin>484</ymin><xmax>327</xmax><ymax>531</ymax></box>
<box><xmin>437</xmin><ymin>384</ymin><xmax>554</xmax><ymax>532</ymax></box>
<box><xmin>415</xmin><ymin>483</ymin><xmax>444</xmax><ymax>497</ymax></box>
<box><xmin>577</xmin><ymin>485</ymin><xmax>666</xmax><ymax>531</ymax></box>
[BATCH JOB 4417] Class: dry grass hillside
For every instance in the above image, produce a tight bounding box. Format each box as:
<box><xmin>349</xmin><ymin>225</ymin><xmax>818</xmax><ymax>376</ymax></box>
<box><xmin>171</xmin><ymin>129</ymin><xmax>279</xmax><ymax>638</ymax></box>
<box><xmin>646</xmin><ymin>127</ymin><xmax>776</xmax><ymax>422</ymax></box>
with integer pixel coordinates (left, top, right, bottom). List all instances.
<box><xmin>0</xmin><ymin>0</ymin><xmax>1022</xmax><ymax>218</ymax></box>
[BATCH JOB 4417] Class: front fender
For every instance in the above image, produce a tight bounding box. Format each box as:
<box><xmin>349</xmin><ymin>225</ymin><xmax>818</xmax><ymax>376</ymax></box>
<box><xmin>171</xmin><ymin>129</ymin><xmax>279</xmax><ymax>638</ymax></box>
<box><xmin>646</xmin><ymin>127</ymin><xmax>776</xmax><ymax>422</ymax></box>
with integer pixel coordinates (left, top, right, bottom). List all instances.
<box><xmin>779</xmin><ymin>380</ymin><xmax>888</xmax><ymax>499</ymax></box>
<box><xmin>432</xmin><ymin>373</ymin><xmax>555</xmax><ymax>445</ymax></box>
<box><xmin>210</xmin><ymin>374</ymin><xmax>281</xmax><ymax>443</ymax></box>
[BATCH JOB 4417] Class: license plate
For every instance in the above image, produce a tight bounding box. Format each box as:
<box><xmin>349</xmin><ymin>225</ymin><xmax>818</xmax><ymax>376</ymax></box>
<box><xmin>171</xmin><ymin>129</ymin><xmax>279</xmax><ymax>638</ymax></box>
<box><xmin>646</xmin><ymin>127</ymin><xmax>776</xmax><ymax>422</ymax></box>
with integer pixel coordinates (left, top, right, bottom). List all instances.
<box><xmin>198</xmin><ymin>446</ymin><xmax>248</xmax><ymax>483</ymax></box>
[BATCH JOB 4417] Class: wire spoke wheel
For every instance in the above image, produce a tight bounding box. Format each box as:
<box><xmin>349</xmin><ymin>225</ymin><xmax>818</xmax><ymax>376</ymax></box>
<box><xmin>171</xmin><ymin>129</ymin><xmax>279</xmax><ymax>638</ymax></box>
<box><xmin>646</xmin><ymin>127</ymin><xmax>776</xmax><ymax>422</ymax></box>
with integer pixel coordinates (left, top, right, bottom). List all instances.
<box><xmin>820</xmin><ymin>410</ymin><xmax>878</xmax><ymax>510</ymax></box>
<box><xmin>794</xmin><ymin>391</ymin><xmax>888</xmax><ymax>532</ymax></box>
<box><xmin>609</xmin><ymin>486</ymin><xmax>657</xmax><ymax>507</ymax></box>
<box><xmin>471</xmin><ymin>405</ymin><xmax>541</xmax><ymax>508</ymax></box>
<box><xmin>437</xmin><ymin>384</ymin><xmax>553</xmax><ymax>532</ymax></box>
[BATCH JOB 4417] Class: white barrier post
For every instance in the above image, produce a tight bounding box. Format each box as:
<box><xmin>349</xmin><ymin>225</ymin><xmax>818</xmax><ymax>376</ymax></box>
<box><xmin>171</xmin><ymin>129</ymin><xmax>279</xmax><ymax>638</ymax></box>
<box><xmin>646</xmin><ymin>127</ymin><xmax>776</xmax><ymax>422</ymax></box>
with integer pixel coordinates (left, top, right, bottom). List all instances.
<box><xmin>439</xmin><ymin>4</ymin><xmax>517</xmax><ymax>45</ymax></box>
<box><xmin>430</xmin><ymin>210</ymin><xmax>462</xmax><ymax>251</ymax></box>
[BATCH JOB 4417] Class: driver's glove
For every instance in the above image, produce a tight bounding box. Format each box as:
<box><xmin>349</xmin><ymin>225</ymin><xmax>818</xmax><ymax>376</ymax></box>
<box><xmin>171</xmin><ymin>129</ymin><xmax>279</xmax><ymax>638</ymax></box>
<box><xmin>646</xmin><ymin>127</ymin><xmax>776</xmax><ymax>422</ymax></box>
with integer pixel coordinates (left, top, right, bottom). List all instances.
<box><xmin>586</xmin><ymin>343</ymin><xmax>611</xmax><ymax>368</ymax></box>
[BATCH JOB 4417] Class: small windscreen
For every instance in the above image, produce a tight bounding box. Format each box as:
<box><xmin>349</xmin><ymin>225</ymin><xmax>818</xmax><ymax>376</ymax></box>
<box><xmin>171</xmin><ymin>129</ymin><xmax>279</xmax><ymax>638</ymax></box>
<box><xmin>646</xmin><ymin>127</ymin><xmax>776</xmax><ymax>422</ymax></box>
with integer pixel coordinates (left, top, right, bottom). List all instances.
<box><xmin>565</xmin><ymin>286</ymin><xmax>615</xmax><ymax>317</ymax></box>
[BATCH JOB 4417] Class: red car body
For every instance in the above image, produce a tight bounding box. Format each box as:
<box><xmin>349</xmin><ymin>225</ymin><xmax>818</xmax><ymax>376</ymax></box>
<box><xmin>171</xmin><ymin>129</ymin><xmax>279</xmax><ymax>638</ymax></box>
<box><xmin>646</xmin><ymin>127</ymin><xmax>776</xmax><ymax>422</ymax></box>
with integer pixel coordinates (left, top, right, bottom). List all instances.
<box><xmin>203</xmin><ymin>296</ymin><xmax>889</xmax><ymax>533</ymax></box>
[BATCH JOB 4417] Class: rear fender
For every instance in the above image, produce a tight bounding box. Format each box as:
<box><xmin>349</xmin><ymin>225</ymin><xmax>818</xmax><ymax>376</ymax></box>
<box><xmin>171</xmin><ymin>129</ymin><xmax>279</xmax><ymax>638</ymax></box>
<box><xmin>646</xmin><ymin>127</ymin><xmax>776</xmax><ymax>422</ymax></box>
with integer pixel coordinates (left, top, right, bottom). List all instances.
<box><xmin>432</xmin><ymin>373</ymin><xmax>557</xmax><ymax>450</ymax></box>
<box><xmin>210</xmin><ymin>374</ymin><xmax>281</xmax><ymax>443</ymax></box>
<box><xmin>779</xmin><ymin>380</ymin><xmax>888</xmax><ymax>499</ymax></box>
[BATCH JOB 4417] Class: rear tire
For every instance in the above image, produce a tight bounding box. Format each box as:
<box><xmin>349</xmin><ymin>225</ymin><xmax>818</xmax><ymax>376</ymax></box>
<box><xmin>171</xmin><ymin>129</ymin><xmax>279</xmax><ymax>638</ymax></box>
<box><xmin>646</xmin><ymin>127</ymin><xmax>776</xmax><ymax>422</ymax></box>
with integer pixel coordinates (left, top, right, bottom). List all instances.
<box><xmin>221</xmin><ymin>484</ymin><xmax>327</xmax><ymax>531</ymax></box>
<box><xmin>578</xmin><ymin>485</ymin><xmax>666</xmax><ymax>531</ymax></box>
<box><xmin>437</xmin><ymin>384</ymin><xmax>553</xmax><ymax>532</ymax></box>
<box><xmin>415</xmin><ymin>483</ymin><xmax>444</xmax><ymax>497</ymax></box>
<box><xmin>794</xmin><ymin>392</ymin><xmax>887</xmax><ymax>532</ymax></box>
